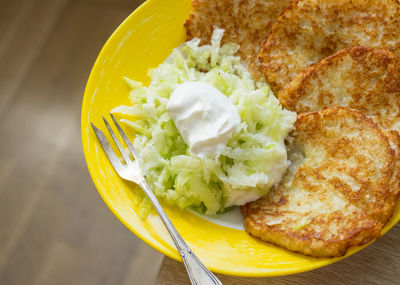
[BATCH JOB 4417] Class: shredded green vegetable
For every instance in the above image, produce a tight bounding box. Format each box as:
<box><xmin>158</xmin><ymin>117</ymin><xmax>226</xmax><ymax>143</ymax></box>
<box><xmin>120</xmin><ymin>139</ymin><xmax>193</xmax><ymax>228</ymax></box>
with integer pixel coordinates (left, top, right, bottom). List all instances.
<box><xmin>113</xmin><ymin>29</ymin><xmax>296</xmax><ymax>215</ymax></box>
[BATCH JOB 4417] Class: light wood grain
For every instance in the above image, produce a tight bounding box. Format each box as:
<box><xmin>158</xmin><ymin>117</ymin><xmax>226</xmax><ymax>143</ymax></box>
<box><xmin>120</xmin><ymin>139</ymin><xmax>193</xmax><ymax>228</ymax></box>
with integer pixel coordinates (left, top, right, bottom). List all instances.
<box><xmin>157</xmin><ymin>222</ymin><xmax>400</xmax><ymax>285</ymax></box>
<box><xmin>0</xmin><ymin>0</ymin><xmax>163</xmax><ymax>284</ymax></box>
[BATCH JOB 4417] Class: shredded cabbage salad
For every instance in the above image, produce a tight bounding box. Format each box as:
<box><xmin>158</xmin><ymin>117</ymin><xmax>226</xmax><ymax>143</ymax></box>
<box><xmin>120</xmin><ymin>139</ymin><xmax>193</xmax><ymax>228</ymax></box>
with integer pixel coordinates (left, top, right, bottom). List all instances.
<box><xmin>113</xmin><ymin>29</ymin><xmax>296</xmax><ymax>215</ymax></box>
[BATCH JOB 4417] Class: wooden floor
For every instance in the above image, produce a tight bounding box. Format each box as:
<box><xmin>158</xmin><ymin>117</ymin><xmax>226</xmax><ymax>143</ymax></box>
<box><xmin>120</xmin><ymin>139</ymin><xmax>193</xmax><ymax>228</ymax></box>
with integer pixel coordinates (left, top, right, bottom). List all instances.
<box><xmin>0</xmin><ymin>0</ymin><xmax>164</xmax><ymax>284</ymax></box>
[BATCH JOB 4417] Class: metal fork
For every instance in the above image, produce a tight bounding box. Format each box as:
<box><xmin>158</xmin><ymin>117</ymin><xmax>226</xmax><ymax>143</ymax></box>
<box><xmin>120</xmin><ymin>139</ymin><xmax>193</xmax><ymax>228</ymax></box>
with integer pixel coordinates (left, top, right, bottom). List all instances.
<box><xmin>91</xmin><ymin>114</ymin><xmax>222</xmax><ymax>285</ymax></box>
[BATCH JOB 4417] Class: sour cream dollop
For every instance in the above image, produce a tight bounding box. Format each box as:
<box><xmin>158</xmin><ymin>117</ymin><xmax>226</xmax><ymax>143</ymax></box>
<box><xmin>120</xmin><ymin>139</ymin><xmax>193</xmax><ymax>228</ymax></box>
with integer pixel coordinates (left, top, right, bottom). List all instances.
<box><xmin>167</xmin><ymin>82</ymin><xmax>241</xmax><ymax>157</ymax></box>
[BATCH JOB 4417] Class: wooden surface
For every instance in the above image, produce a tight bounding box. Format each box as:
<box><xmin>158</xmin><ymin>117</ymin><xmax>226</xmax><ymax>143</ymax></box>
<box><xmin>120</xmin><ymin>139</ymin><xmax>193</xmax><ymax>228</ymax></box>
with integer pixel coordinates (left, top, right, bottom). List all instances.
<box><xmin>157</xmin><ymin>222</ymin><xmax>400</xmax><ymax>285</ymax></box>
<box><xmin>3</xmin><ymin>0</ymin><xmax>400</xmax><ymax>284</ymax></box>
<box><xmin>0</xmin><ymin>0</ymin><xmax>164</xmax><ymax>284</ymax></box>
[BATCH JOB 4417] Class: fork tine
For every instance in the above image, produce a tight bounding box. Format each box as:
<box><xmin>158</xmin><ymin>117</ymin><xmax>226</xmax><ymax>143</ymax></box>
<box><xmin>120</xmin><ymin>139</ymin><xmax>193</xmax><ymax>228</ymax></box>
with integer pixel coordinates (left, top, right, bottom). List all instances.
<box><xmin>110</xmin><ymin>113</ymin><xmax>140</xmax><ymax>161</ymax></box>
<box><xmin>91</xmin><ymin>123</ymin><xmax>124</xmax><ymax>172</ymax></box>
<box><xmin>102</xmin><ymin>117</ymin><xmax>132</xmax><ymax>164</ymax></box>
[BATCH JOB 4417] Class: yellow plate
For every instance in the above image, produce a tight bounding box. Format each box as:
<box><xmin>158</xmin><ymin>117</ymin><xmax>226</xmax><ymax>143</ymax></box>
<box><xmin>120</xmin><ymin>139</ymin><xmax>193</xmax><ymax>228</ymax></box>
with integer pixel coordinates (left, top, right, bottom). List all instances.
<box><xmin>81</xmin><ymin>0</ymin><xmax>400</xmax><ymax>277</ymax></box>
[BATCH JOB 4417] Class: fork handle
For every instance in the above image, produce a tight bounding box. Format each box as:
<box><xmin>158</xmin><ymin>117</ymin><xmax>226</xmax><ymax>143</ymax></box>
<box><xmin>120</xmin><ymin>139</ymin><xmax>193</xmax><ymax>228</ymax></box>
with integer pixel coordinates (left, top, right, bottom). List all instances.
<box><xmin>138</xmin><ymin>179</ymin><xmax>222</xmax><ymax>285</ymax></box>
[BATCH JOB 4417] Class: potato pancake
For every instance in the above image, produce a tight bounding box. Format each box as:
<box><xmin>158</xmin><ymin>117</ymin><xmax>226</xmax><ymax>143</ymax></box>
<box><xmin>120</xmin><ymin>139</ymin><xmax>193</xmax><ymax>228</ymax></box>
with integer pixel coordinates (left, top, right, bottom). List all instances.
<box><xmin>258</xmin><ymin>0</ymin><xmax>400</xmax><ymax>93</ymax></box>
<box><xmin>242</xmin><ymin>108</ymin><xmax>395</xmax><ymax>257</ymax></box>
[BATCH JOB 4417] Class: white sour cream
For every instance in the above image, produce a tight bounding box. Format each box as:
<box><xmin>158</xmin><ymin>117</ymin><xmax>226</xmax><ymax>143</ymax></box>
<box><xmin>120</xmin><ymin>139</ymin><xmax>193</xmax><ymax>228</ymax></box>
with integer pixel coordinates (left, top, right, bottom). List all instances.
<box><xmin>167</xmin><ymin>82</ymin><xmax>241</xmax><ymax>157</ymax></box>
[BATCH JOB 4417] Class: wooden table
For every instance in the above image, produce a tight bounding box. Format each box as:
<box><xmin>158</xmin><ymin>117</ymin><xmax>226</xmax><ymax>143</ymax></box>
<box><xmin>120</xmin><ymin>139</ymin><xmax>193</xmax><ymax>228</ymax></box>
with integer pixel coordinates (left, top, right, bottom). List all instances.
<box><xmin>156</xmin><ymin>222</ymin><xmax>400</xmax><ymax>284</ymax></box>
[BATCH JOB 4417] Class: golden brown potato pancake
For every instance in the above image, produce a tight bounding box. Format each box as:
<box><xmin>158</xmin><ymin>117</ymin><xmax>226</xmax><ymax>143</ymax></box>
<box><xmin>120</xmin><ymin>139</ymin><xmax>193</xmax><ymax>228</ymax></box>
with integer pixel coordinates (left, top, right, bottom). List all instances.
<box><xmin>242</xmin><ymin>108</ymin><xmax>395</xmax><ymax>257</ymax></box>
<box><xmin>258</xmin><ymin>0</ymin><xmax>400</xmax><ymax>93</ymax></box>
<box><xmin>279</xmin><ymin>46</ymin><xmax>400</xmax><ymax>130</ymax></box>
